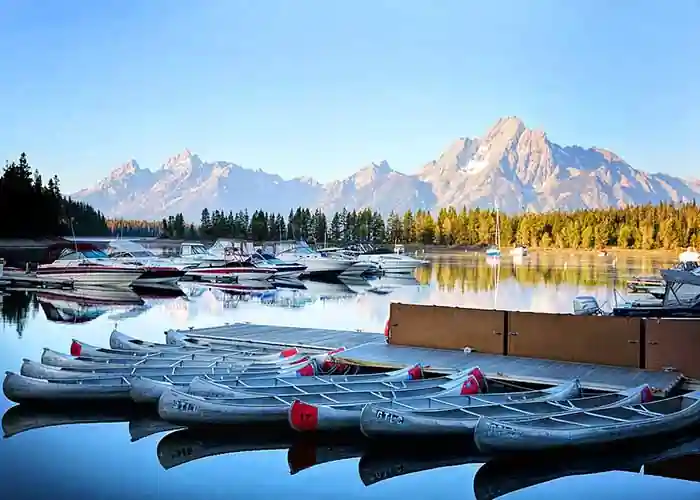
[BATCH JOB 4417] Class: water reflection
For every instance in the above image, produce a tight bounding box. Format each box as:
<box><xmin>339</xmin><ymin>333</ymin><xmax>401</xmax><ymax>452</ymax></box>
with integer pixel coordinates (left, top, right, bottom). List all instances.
<box><xmin>1</xmin><ymin>252</ymin><xmax>699</xmax><ymax>499</ymax></box>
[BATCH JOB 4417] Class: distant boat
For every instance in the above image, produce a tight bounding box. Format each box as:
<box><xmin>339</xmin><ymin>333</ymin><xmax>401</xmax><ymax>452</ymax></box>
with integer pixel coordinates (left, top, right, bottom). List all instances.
<box><xmin>485</xmin><ymin>198</ymin><xmax>502</xmax><ymax>258</ymax></box>
<box><xmin>510</xmin><ymin>246</ymin><xmax>528</xmax><ymax>257</ymax></box>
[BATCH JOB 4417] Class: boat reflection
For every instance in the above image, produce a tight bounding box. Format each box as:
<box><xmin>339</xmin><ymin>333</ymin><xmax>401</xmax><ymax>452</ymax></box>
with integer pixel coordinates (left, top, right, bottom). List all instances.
<box><xmin>2</xmin><ymin>403</ymin><xmax>699</xmax><ymax>490</ymax></box>
<box><xmin>472</xmin><ymin>431</ymin><xmax>700</xmax><ymax>500</ymax></box>
<box><xmin>1</xmin><ymin>403</ymin><xmax>179</xmax><ymax>442</ymax></box>
<box><xmin>35</xmin><ymin>287</ymin><xmax>145</xmax><ymax>324</ymax></box>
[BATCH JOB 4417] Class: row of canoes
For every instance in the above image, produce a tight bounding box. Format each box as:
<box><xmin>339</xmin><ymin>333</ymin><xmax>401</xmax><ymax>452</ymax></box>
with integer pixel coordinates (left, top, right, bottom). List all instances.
<box><xmin>3</xmin><ymin>403</ymin><xmax>700</xmax><ymax>495</ymax></box>
<box><xmin>4</xmin><ymin>329</ymin><xmax>700</xmax><ymax>453</ymax></box>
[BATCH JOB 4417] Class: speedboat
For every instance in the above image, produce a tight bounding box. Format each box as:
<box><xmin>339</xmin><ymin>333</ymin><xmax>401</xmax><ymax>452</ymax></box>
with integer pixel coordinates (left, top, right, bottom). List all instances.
<box><xmin>249</xmin><ymin>251</ymin><xmax>307</xmax><ymax>279</ymax></box>
<box><xmin>179</xmin><ymin>242</ymin><xmax>228</xmax><ymax>266</ymax></box>
<box><xmin>37</xmin><ymin>245</ymin><xmax>145</xmax><ymax>286</ymax></box>
<box><xmin>344</xmin><ymin>243</ymin><xmax>427</xmax><ymax>274</ymax></box>
<box><xmin>573</xmin><ymin>267</ymin><xmax>700</xmax><ymax>318</ymax></box>
<box><xmin>183</xmin><ymin>261</ymin><xmax>277</xmax><ymax>282</ymax></box>
<box><xmin>265</xmin><ymin>241</ymin><xmax>355</xmax><ymax>279</ymax></box>
<box><xmin>105</xmin><ymin>240</ymin><xmax>192</xmax><ymax>287</ymax></box>
<box><xmin>485</xmin><ymin>246</ymin><xmax>501</xmax><ymax>258</ymax></box>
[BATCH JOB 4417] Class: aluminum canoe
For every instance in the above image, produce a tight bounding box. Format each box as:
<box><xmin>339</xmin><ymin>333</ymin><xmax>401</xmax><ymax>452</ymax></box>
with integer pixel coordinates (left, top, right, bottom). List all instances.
<box><xmin>291</xmin><ymin>379</ymin><xmax>581</xmax><ymax>434</ymax></box>
<box><xmin>359</xmin><ymin>384</ymin><xmax>652</xmax><ymax>438</ymax></box>
<box><xmin>110</xmin><ymin>329</ymin><xmax>315</xmax><ymax>355</ymax></box>
<box><xmin>75</xmin><ymin>330</ymin><xmax>302</xmax><ymax>358</ymax></box>
<box><xmin>473</xmin><ymin>390</ymin><xmax>700</xmax><ymax>454</ymax></box>
<box><xmin>5</xmin><ymin>363</ymin><xmax>418</xmax><ymax>403</ymax></box>
<box><xmin>18</xmin><ymin>358</ymin><xmax>322</xmax><ymax>381</ymax></box>
<box><xmin>130</xmin><ymin>364</ymin><xmax>424</xmax><ymax>404</ymax></box>
<box><xmin>185</xmin><ymin>365</ymin><xmax>482</xmax><ymax>399</ymax></box>
<box><xmin>40</xmin><ymin>347</ymin><xmax>310</xmax><ymax>370</ymax></box>
<box><xmin>29</xmin><ymin>348</ymin><xmax>327</xmax><ymax>373</ymax></box>
<box><xmin>156</xmin><ymin>369</ymin><xmax>484</xmax><ymax>426</ymax></box>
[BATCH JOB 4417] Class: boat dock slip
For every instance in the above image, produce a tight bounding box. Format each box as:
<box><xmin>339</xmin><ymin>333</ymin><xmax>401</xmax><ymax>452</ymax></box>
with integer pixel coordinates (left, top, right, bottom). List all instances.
<box><xmin>173</xmin><ymin>323</ymin><xmax>684</xmax><ymax>395</ymax></box>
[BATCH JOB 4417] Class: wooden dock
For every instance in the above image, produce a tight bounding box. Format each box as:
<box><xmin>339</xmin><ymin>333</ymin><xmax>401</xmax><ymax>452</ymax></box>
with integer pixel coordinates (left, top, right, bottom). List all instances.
<box><xmin>175</xmin><ymin>322</ymin><xmax>685</xmax><ymax>396</ymax></box>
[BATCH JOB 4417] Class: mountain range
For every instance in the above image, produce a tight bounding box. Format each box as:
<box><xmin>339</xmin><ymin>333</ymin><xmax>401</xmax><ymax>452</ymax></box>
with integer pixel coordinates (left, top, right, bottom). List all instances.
<box><xmin>72</xmin><ymin>117</ymin><xmax>700</xmax><ymax>221</ymax></box>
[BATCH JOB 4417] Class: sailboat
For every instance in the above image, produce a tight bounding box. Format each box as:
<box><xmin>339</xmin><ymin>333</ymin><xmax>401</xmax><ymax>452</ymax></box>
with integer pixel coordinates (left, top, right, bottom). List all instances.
<box><xmin>485</xmin><ymin>199</ymin><xmax>501</xmax><ymax>258</ymax></box>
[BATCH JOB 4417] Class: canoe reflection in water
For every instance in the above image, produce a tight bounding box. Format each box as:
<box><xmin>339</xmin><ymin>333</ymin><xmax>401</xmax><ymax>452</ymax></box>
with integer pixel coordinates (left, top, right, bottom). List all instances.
<box><xmin>1</xmin><ymin>403</ymin><xmax>181</xmax><ymax>442</ymax></box>
<box><xmin>2</xmin><ymin>404</ymin><xmax>700</xmax><ymax>494</ymax></box>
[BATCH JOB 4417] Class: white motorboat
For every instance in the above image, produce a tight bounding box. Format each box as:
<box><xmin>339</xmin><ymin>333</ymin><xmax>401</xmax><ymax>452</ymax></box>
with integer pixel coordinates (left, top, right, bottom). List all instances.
<box><xmin>344</xmin><ymin>243</ymin><xmax>428</xmax><ymax>274</ymax></box>
<box><xmin>37</xmin><ymin>245</ymin><xmax>145</xmax><ymax>286</ymax></box>
<box><xmin>264</xmin><ymin>241</ymin><xmax>355</xmax><ymax>279</ymax></box>
<box><xmin>178</xmin><ymin>242</ymin><xmax>228</xmax><ymax>266</ymax></box>
<box><xmin>105</xmin><ymin>240</ymin><xmax>192</xmax><ymax>287</ymax></box>
<box><xmin>183</xmin><ymin>262</ymin><xmax>277</xmax><ymax>282</ymax></box>
<box><xmin>249</xmin><ymin>251</ymin><xmax>307</xmax><ymax>279</ymax></box>
<box><xmin>510</xmin><ymin>246</ymin><xmax>528</xmax><ymax>257</ymax></box>
<box><xmin>317</xmin><ymin>246</ymin><xmax>381</xmax><ymax>276</ymax></box>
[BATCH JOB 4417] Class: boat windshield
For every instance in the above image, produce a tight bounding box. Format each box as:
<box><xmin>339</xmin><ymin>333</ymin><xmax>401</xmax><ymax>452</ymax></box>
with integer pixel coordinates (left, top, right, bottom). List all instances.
<box><xmin>257</xmin><ymin>253</ymin><xmax>286</xmax><ymax>265</ymax></box>
<box><xmin>187</xmin><ymin>245</ymin><xmax>208</xmax><ymax>255</ymax></box>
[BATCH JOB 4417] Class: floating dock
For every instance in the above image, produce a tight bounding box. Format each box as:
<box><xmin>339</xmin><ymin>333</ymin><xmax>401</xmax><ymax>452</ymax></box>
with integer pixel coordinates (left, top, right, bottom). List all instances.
<box><xmin>0</xmin><ymin>270</ymin><xmax>74</xmax><ymax>290</ymax></box>
<box><xmin>175</xmin><ymin>322</ymin><xmax>685</xmax><ymax>396</ymax></box>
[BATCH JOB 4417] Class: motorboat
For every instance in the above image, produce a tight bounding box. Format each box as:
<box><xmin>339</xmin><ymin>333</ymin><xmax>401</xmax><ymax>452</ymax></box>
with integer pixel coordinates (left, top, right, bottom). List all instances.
<box><xmin>105</xmin><ymin>240</ymin><xmax>192</xmax><ymax>287</ymax></box>
<box><xmin>339</xmin><ymin>243</ymin><xmax>427</xmax><ymax>274</ymax></box>
<box><xmin>178</xmin><ymin>242</ymin><xmax>228</xmax><ymax>266</ymax></box>
<box><xmin>573</xmin><ymin>267</ymin><xmax>700</xmax><ymax>317</ymax></box>
<box><xmin>264</xmin><ymin>241</ymin><xmax>355</xmax><ymax>279</ymax></box>
<box><xmin>183</xmin><ymin>261</ymin><xmax>277</xmax><ymax>282</ymax></box>
<box><xmin>37</xmin><ymin>245</ymin><xmax>145</xmax><ymax>286</ymax></box>
<box><xmin>249</xmin><ymin>251</ymin><xmax>307</xmax><ymax>279</ymax></box>
<box><xmin>485</xmin><ymin>245</ymin><xmax>501</xmax><ymax>258</ymax></box>
<box><xmin>0</xmin><ymin>257</ymin><xmax>4</xmax><ymax>278</ymax></box>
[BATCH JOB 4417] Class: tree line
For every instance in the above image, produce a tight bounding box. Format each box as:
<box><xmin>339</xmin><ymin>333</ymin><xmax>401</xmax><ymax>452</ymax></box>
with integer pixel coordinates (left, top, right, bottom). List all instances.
<box><xmin>0</xmin><ymin>153</ymin><xmax>109</xmax><ymax>238</ymax></box>
<box><xmin>109</xmin><ymin>202</ymin><xmax>700</xmax><ymax>250</ymax></box>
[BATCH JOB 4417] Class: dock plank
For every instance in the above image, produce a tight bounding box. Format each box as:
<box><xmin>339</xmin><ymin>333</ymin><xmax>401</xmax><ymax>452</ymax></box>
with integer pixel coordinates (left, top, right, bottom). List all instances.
<box><xmin>338</xmin><ymin>341</ymin><xmax>683</xmax><ymax>395</ymax></box>
<box><xmin>177</xmin><ymin>322</ymin><xmax>683</xmax><ymax>395</ymax></box>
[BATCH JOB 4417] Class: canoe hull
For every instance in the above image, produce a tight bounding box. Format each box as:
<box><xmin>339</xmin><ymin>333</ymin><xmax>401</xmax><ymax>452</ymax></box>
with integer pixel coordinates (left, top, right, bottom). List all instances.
<box><xmin>359</xmin><ymin>383</ymin><xmax>646</xmax><ymax>438</ymax></box>
<box><xmin>473</xmin><ymin>391</ymin><xmax>700</xmax><ymax>454</ymax></box>
<box><xmin>3</xmin><ymin>372</ymin><xmax>132</xmax><ymax>403</ymax></box>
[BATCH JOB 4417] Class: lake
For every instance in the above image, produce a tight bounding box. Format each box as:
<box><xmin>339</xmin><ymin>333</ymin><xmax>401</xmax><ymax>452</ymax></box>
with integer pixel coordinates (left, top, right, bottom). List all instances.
<box><xmin>1</xmin><ymin>251</ymin><xmax>700</xmax><ymax>499</ymax></box>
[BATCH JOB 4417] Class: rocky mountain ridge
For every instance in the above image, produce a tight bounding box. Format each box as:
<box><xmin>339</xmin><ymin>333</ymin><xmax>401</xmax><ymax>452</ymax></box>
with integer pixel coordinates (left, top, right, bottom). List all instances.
<box><xmin>73</xmin><ymin>117</ymin><xmax>700</xmax><ymax>220</ymax></box>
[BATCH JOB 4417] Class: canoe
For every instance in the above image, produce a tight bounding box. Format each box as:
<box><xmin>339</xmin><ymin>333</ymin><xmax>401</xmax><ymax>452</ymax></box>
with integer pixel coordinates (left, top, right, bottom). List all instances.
<box><xmin>6</xmin><ymin>363</ymin><xmax>421</xmax><ymax>403</ymax></box>
<box><xmin>473</xmin><ymin>390</ymin><xmax>700</xmax><ymax>454</ymax></box>
<box><xmin>40</xmin><ymin>347</ymin><xmax>311</xmax><ymax>370</ymax></box>
<box><xmin>292</xmin><ymin>379</ymin><xmax>582</xmax><ymax>434</ymax></box>
<box><xmin>130</xmin><ymin>364</ymin><xmax>424</xmax><ymax>404</ymax></box>
<box><xmin>72</xmin><ymin>331</ymin><xmax>301</xmax><ymax>358</ymax></box>
<box><xmin>17</xmin><ymin>357</ymin><xmax>321</xmax><ymax>382</ymax></box>
<box><xmin>156</xmin><ymin>369</ymin><xmax>484</xmax><ymax>426</ymax></box>
<box><xmin>109</xmin><ymin>329</ymin><xmax>314</xmax><ymax>356</ymax></box>
<box><xmin>186</xmin><ymin>367</ymin><xmax>480</xmax><ymax>399</ymax></box>
<box><xmin>19</xmin><ymin>354</ymin><xmax>323</xmax><ymax>379</ymax></box>
<box><xmin>359</xmin><ymin>384</ymin><xmax>651</xmax><ymax>438</ymax></box>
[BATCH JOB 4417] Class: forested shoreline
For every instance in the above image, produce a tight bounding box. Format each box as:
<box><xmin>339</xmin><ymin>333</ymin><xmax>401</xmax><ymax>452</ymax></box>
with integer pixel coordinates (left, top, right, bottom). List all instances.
<box><xmin>109</xmin><ymin>202</ymin><xmax>700</xmax><ymax>250</ymax></box>
<box><xmin>0</xmin><ymin>153</ymin><xmax>109</xmax><ymax>238</ymax></box>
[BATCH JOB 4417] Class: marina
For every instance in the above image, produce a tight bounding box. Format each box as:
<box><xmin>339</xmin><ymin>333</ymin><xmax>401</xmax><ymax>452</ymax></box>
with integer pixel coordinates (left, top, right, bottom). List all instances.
<box><xmin>1</xmin><ymin>248</ymin><xmax>699</xmax><ymax>497</ymax></box>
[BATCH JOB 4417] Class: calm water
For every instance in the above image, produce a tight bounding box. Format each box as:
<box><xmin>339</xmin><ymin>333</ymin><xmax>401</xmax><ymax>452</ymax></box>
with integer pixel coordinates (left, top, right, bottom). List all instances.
<box><xmin>1</xmin><ymin>252</ymin><xmax>699</xmax><ymax>499</ymax></box>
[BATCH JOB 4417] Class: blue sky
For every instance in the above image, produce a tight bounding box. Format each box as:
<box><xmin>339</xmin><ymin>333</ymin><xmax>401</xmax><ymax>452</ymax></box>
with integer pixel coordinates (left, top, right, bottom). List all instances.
<box><xmin>0</xmin><ymin>0</ymin><xmax>698</xmax><ymax>193</ymax></box>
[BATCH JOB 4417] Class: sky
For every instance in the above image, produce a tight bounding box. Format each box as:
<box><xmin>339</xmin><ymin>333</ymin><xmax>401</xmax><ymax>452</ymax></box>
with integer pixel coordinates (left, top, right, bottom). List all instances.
<box><xmin>0</xmin><ymin>0</ymin><xmax>698</xmax><ymax>193</ymax></box>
